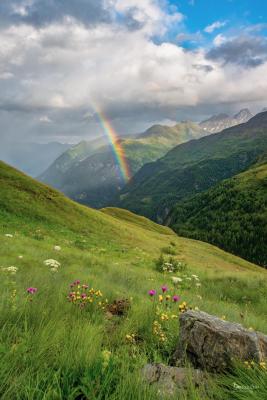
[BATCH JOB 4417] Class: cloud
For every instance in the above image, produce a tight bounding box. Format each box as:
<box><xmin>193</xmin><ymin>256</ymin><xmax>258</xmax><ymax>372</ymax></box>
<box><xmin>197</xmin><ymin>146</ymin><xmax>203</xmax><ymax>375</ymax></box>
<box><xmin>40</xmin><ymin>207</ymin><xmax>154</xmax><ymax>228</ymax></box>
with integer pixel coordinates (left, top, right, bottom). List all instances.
<box><xmin>0</xmin><ymin>1</ymin><xmax>267</xmax><ymax>145</ymax></box>
<box><xmin>176</xmin><ymin>31</ymin><xmax>203</xmax><ymax>44</ymax></box>
<box><xmin>0</xmin><ymin>0</ymin><xmax>112</xmax><ymax>27</ymax></box>
<box><xmin>204</xmin><ymin>20</ymin><xmax>227</xmax><ymax>34</ymax></box>
<box><xmin>39</xmin><ymin>115</ymin><xmax>52</xmax><ymax>123</ymax></box>
<box><xmin>207</xmin><ymin>35</ymin><xmax>267</xmax><ymax>68</ymax></box>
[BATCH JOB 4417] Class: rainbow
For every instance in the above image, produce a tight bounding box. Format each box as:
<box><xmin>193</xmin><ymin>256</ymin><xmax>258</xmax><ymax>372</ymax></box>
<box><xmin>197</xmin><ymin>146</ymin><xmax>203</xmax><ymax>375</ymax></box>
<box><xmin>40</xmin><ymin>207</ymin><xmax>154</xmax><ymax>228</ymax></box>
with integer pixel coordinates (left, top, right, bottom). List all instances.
<box><xmin>94</xmin><ymin>108</ymin><xmax>131</xmax><ymax>183</ymax></box>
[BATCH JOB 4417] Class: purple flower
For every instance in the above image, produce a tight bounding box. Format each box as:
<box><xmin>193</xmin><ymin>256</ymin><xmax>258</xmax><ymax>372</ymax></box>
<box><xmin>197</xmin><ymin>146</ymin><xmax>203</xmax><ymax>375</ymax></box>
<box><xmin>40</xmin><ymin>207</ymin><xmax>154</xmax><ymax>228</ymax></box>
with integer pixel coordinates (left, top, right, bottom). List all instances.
<box><xmin>75</xmin><ymin>280</ymin><xmax>81</xmax><ymax>285</ymax></box>
<box><xmin>27</xmin><ymin>287</ymin><xmax>37</xmax><ymax>294</ymax></box>
<box><xmin>81</xmin><ymin>293</ymin><xmax>87</xmax><ymax>299</ymax></box>
<box><xmin>161</xmin><ymin>286</ymin><xmax>168</xmax><ymax>293</ymax></box>
<box><xmin>173</xmin><ymin>295</ymin><xmax>180</xmax><ymax>302</ymax></box>
<box><xmin>148</xmin><ymin>289</ymin><xmax>156</xmax><ymax>297</ymax></box>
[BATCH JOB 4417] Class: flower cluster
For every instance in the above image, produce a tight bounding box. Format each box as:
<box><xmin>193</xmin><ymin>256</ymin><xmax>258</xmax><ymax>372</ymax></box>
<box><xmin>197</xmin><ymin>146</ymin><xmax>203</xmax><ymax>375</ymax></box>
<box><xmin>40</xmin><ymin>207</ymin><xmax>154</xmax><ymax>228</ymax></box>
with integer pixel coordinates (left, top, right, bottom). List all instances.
<box><xmin>148</xmin><ymin>286</ymin><xmax>180</xmax><ymax>304</ymax></box>
<box><xmin>67</xmin><ymin>280</ymin><xmax>106</xmax><ymax>310</ymax></box>
<box><xmin>125</xmin><ymin>333</ymin><xmax>137</xmax><ymax>344</ymax></box>
<box><xmin>244</xmin><ymin>360</ymin><xmax>266</xmax><ymax>370</ymax></box>
<box><xmin>149</xmin><ymin>285</ymin><xmax>182</xmax><ymax>345</ymax></box>
<box><xmin>44</xmin><ymin>259</ymin><xmax>61</xmax><ymax>273</ymax></box>
<box><xmin>171</xmin><ymin>274</ymin><xmax>201</xmax><ymax>290</ymax></box>
<box><xmin>54</xmin><ymin>245</ymin><xmax>61</xmax><ymax>251</ymax></box>
<box><xmin>1</xmin><ymin>266</ymin><xmax>18</xmax><ymax>275</ymax></box>
<box><xmin>179</xmin><ymin>301</ymin><xmax>188</xmax><ymax>313</ymax></box>
<box><xmin>27</xmin><ymin>287</ymin><xmax>37</xmax><ymax>294</ymax></box>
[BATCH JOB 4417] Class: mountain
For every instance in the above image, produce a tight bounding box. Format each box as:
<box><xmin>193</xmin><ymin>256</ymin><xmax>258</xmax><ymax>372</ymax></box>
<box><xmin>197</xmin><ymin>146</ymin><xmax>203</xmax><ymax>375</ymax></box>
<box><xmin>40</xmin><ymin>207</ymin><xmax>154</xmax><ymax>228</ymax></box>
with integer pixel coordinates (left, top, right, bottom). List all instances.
<box><xmin>38</xmin><ymin>136</ymin><xmax>109</xmax><ymax>186</ymax></box>
<box><xmin>169</xmin><ymin>159</ymin><xmax>267</xmax><ymax>267</ymax></box>
<box><xmin>118</xmin><ymin>111</ymin><xmax>267</xmax><ymax>223</ymax></box>
<box><xmin>0</xmin><ymin>141</ymin><xmax>71</xmax><ymax>176</ymax></box>
<box><xmin>1</xmin><ymin>160</ymin><xmax>267</xmax><ymax>399</ymax></box>
<box><xmin>199</xmin><ymin>108</ymin><xmax>253</xmax><ymax>133</ymax></box>
<box><xmin>39</xmin><ymin>121</ymin><xmax>207</xmax><ymax>208</ymax></box>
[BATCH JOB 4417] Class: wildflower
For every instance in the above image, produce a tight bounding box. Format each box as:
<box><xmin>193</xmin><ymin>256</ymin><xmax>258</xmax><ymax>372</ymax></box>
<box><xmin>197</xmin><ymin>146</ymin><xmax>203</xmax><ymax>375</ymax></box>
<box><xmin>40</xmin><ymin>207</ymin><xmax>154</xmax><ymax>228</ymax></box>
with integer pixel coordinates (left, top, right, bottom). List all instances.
<box><xmin>18</xmin><ymin>255</ymin><xmax>23</xmax><ymax>259</ymax></box>
<box><xmin>50</xmin><ymin>267</ymin><xmax>58</xmax><ymax>273</ymax></box>
<box><xmin>158</xmin><ymin>295</ymin><xmax>163</xmax><ymax>302</ymax></box>
<box><xmin>172</xmin><ymin>277</ymin><xmax>182</xmax><ymax>284</ymax></box>
<box><xmin>54</xmin><ymin>245</ymin><xmax>61</xmax><ymax>251</ymax></box>
<box><xmin>196</xmin><ymin>283</ymin><xmax>201</xmax><ymax>287</ymax></box>
<box><xmin>5</xmin><ymin>266</ymin><xmax>18</xmax><ymax>275</ymax></box>
<box><xmin>44</xmin><ymin>259</ymin><xmax>61</xmax><ymax>268</ymax></box>
<box><xmin>165</xmin><ymin>295</ymin><xmax>171</xmax><ymax>301</ymax></box>
<box><xmin>149</xmin><ymin>290</ymin><xmax>156</xmax><ymax>297</ymax></box>
<box><xmin>27</xmin><ymin>287</ymin><xmax>37</xmax><ymax>294</ymax></box>
<box><xmin>173</xmin><ymin>295</ymin><xmax>180</xmax><ymax>302</ymax></box>
<box><xmin>192</xmin><ymin>274</ymin><xmax>198</xmax><ymax>279</ymax></box>
<box><xmin>161</xmin><ymin>285</ymin><xmax>168</xmax><ymax>293</ymax></box>
<box><xmin>5</xmin><ymin>234</ymin><xmax>13</xmax><ymax>238</ymax></box>
<box><xmin>260</xmin><ymin>361</ymin><xmax>266</xmax><ymax>370</ymax></box>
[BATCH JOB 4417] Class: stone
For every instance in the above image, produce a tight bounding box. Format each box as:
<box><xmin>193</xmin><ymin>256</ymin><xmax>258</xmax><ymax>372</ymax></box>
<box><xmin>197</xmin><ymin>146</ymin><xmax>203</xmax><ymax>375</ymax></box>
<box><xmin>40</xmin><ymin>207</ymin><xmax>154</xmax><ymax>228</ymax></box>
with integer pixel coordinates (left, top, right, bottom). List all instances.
<box><xmin>173</xmin><ymin>310</ymin><xmax>267</xmax><ymax>372</ymax></box>
<box><xmin>142</xmin><ymin>363</ymin><xmax>205</xmax><ymax>396</ymax></box>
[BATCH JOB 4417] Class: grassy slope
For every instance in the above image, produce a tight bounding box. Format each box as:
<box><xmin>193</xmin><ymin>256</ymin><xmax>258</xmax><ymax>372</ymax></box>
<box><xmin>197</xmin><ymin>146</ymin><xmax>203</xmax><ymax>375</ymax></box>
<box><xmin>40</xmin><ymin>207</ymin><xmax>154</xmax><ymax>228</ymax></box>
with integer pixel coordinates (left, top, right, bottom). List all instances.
<box><xmin>170</xmin><ymin>161</ymin><xmax>267</xmax><ymax>267</ymax></box>
<box><xmin>119</xmin><ymin>112</ymin><xmax>267</xmax><ymax>221</ymax></box>
<box><xmin>0</xmin><ymin>161</ymin><xmax>267</xmax><ymax>399</ymax></box>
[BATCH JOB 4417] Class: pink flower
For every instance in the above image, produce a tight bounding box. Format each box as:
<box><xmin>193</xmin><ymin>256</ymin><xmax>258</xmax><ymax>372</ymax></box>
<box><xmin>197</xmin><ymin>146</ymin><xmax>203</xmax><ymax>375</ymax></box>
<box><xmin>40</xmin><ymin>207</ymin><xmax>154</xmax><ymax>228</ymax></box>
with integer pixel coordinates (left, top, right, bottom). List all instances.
<box><xmin>27</xmin><ymin>287</ymin><xmax>37</xmax><ymax>294</ymax></box>
<box><xmin>173</xmin><ymin>295</ymin><xmax>180</xmax><ymax>302</ymax></box>
<box><xmin>148</xmin><ymin>290</ymin><xmax>156</xmax><ymax>297</ymax></box>
<box><xmin>82</xmin><ymin>284</ymin><xmax>88</xmax><ymax>289</ymax></box>
<box><xmin>81</xmin><ymin>293</ymin><xmax>87</xmax><ymax>299</ymax></box>
<box><xmin>161</xmin><ymin>286</ymin><xmax>168</xmax><ymax>293</ymax></box>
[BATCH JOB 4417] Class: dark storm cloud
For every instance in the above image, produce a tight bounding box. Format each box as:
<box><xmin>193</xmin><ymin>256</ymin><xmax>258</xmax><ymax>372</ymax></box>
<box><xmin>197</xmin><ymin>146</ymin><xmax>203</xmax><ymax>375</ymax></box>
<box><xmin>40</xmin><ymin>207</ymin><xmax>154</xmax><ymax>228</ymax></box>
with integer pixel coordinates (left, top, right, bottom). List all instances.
<box><xmin>0</xmin><ymin>0</ymin><xmax>111</xmax><ymax>27</ymax></box>
<box><xmin>207</xmin><ymin>36</ymin><xmax>267</xmax><ymax>68</ymax></box>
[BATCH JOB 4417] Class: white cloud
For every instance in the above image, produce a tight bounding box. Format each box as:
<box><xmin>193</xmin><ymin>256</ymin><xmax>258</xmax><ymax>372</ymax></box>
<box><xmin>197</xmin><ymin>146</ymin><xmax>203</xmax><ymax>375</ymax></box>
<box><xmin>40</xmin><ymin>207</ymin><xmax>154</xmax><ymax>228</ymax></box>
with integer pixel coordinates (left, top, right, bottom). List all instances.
<box><xmin>213</xmin><ymin>34</ymin><xmax>227</xmax><ymax>46</ymax></box>
<box><xmin>204</xmin><ymin>20</ymin><xmax>227</xmax><ymax>34</ymax></box>
<box><xmin>0</xmin><ymin>1</ymin><xmax>266</xmax><ymax>143</ymax></box>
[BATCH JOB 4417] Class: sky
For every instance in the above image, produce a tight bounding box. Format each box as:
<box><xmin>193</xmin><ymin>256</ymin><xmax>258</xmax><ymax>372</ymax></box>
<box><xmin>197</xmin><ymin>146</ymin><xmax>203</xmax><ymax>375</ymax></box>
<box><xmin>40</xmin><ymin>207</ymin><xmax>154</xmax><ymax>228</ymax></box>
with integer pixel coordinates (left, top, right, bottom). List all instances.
<box><xmin>0</xmin><ymin>0</ymin><xmax>267</xmax><ymax>144</ymax></box>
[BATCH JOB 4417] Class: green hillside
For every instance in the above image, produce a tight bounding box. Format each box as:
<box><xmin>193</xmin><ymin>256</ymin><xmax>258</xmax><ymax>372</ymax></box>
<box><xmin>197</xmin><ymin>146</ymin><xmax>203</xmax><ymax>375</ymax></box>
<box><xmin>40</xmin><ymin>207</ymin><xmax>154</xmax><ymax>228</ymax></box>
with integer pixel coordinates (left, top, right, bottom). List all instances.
<box><xmin>119</xmin><ymin>111</ymin><xmax>267</xmax><ymax>222</ymax></box>
<box><xmin>1</xmin><ymin>161</ymin><xmax>267</xmax><ymax>399</ymax></box>
<box><xmin>39</xmin><ymin>122</ymin><xmax>206</xmax><ymax>208</ymax></box>
<box><xmin>169</xmin><ymin>161</ymin><xmax>267</xmax><ymax>267</ymax></box>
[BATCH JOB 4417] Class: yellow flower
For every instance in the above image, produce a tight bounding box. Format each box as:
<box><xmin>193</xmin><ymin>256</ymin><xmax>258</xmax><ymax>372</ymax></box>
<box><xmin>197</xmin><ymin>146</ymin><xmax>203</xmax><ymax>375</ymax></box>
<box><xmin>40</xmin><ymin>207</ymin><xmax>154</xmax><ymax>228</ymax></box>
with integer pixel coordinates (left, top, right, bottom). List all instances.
<box><xmin>260</xmin><ymin>362</ymin><xmax>266</xmax><ymax>370</ymax></box>
<box><xmin>166</xmin><ymin>295</ymin><xmax>171</xmax><ymax>301</ymax></box>
<box><xmin>159</xmin><ymin>295</ymin><xmax>163</xmax><ymax>302</ymax></box>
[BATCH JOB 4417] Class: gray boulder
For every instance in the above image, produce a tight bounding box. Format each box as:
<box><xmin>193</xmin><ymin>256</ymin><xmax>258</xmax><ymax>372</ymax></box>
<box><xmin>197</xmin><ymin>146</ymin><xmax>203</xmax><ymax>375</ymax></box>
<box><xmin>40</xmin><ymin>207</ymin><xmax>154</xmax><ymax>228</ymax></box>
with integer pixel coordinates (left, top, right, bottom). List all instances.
<box><xmin>173</xmin><ymin>310</ymin><xmax>267</xmax><ymax>372</ymax></box>
<box><xmin>142</xmin><ymin>363</ymin><xmax>205</xmax><ymax>396</ymax></box>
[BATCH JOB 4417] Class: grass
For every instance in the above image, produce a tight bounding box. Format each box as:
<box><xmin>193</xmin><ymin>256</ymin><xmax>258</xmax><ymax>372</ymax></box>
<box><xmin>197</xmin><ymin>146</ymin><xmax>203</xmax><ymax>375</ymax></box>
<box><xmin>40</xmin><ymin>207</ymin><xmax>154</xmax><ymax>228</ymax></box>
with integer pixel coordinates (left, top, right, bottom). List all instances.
<box><xmin>0</xmin><ymin>161</ymin><xmax>267</xmax><ymax>399</ymax></box>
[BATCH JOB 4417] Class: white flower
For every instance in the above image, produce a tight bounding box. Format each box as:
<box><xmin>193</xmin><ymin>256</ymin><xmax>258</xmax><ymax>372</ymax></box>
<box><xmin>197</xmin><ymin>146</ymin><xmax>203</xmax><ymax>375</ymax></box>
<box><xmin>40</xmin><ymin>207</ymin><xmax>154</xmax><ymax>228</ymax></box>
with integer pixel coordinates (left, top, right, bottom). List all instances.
<box><xmin>50</xmin><ymin>267</ymin><xmax>58</xmax><ymax>273</ymax></box>
<box><xmin>54</xmin><ymin>246</ymin><xmax>61</xmax><ymax>251</ymax></box>
<box><xmin>44</xmin><ymin>259</ymin><xmax>61</xmax><ymax>268</ymax></box>
<box><xmin>186</xmin><ymin>277</ymin><xmax>192</xmax><ymax>281</ymax></box>
<box><xmin>5</xmin><ymin>234</ymin><xmax>13</xmax><ymax>238</ymax></box>
<box><xmin>18</xmin><ymin>255</ymin><xmax>23</xmax><ymax>259</ymax></box>
<box><xmin>172</xmin><ymin>277</ymin><xmax>183</xmax><ymax>284</ymax></box>
<box><xmin>196</xmin><ymin>283</ymin><xmax>202</xmax><ymax>287</ymax></box>
<box><xmin>191</xmin><ymin>274</ymin><xmax>198</xmax><ymax>279</ymax></box>
<box><xmin>2</xmin><ymin>266</ymin><xmax>18</xmax><ymax>275</ymax></box>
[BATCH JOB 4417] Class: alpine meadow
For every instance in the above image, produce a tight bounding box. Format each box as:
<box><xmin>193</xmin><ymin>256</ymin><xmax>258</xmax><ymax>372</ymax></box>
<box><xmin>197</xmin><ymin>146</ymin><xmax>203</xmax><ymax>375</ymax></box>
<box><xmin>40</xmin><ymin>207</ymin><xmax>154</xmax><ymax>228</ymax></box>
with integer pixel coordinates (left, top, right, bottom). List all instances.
<box><xmin>1</xmin><ymin>0</ymin><xmax>267</xmax><ymax>399</ymax></box>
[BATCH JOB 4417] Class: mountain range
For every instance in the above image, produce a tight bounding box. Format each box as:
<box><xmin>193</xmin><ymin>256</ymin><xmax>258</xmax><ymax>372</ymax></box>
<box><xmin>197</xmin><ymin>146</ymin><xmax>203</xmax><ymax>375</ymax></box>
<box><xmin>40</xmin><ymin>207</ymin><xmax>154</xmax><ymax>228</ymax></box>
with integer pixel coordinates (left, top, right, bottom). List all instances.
<box><xmin>39</xmin><ymin>121</ymin><xmax>207</xmax><ymax>208</ymax></box>
<box><xmin>199</xmin><ymin>108</ymin><xmax>253</xmax><ymax>133</ymax></box>
<box><xmin>118</xmin><ymin>111</ymin><xmax>267</xmax><ymax>218</ymax></box>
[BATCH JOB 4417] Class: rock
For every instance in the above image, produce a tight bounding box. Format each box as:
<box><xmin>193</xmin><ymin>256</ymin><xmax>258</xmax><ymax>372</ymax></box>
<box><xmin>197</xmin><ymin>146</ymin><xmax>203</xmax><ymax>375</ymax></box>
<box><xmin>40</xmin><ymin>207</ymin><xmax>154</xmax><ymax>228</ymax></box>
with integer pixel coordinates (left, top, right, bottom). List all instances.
<box><xmin>173</xmin><ymin>310</ymin><xmax>267</xmax><ymax>372</ymax></box>
<box><xmin>142</xmin><ymin>363</ymin><xmax>205</xmax><ymax>396</ymax></box>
